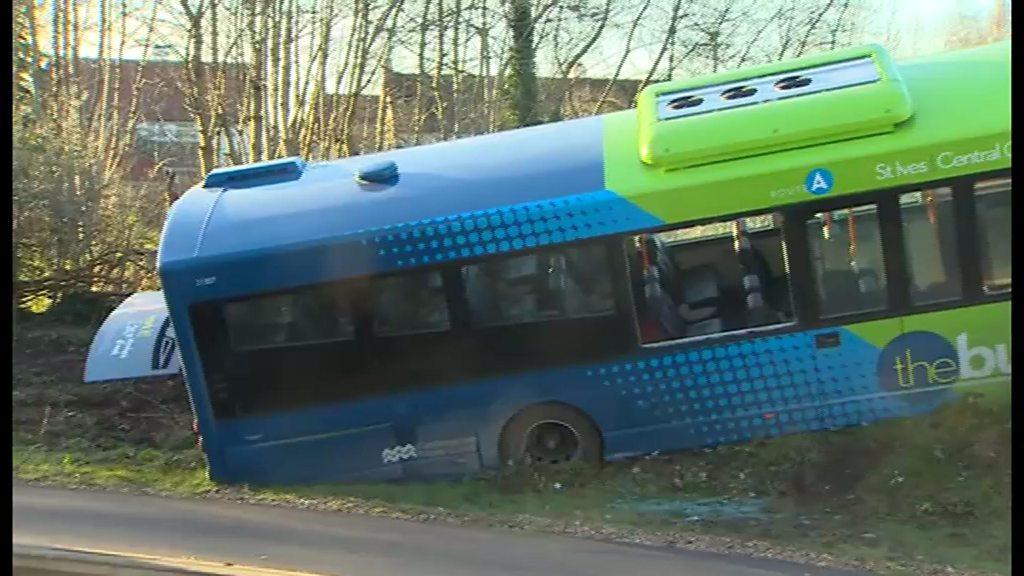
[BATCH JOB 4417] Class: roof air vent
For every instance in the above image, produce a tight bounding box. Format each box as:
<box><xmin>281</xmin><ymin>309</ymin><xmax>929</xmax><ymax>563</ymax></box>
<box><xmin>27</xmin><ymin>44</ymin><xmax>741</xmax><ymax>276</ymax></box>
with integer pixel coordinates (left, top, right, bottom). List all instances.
<box><xmin>775</xmin><ymin>75</ymin><xmax>813</xmax><ymax>90</ymax></box>
<box><xmin>635</xmin><ymin>44</ymin><xmax>913</xmax><ymax>169</ymax></box>
<box><xmin>667</xmin><ymin>95</ymin><xmax>704</xmax><ymax>110</ymax></box>
<box><xmin>355</xmin><ymin>160</ymin><xmax>399</xmax><ymax>185</ymax></box>
<box><xmin>203</xmin><ymin>156</ymin><xmax>305</xmax><ymax>189</ymax></box>
<box><xmin>654</xmin><ymin>56</ymin><xmax>882</xmax><ymax>121</ymax></box>
<box><xmin>721</xmin><ymin>85</ymin><xmax>757</xmax><ymax>100</ymax></box>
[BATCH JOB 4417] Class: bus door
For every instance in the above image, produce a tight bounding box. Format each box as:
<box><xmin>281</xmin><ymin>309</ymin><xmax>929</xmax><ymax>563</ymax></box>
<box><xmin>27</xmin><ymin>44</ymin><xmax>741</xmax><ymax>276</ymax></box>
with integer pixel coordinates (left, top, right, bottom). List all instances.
<box><xmin>795</xmin><ymin>201</ymin><xmax>904</xmax><ymax>430</ymax></box>
<box><xmin>84</xmin><ymin>291</ymin><xmax>181</xmax><ymax>383</ymax></box>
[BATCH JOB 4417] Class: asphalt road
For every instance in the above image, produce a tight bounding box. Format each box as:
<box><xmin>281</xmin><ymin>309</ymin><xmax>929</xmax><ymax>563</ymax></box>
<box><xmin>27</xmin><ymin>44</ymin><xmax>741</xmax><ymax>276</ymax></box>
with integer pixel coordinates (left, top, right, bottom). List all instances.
<box><xmin>13</xmin><ymin>484</ymin><xmax>864</xmax><ymax>576</ymax></box>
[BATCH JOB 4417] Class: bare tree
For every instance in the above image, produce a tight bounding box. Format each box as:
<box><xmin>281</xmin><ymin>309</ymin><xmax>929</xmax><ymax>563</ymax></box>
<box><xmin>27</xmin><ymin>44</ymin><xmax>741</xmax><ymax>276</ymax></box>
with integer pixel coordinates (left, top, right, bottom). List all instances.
<box><xmin>592</xmin><ymin>0</ymin><xmax>651</xmax><ymax>115</ymax></box>
<box><xmin>15</xmin><ymin>0</ymin><xmax>164</xmax><ymax>311</ymax></box>
<box><xmin>547</xmin><ymin>0</ymin><xmax>612</xmax><ymax>120</ymax></box>
<box><xmin>637</xmin><ymin>0</ymin><xmax>684</xmax><ymax>94</ymax></box>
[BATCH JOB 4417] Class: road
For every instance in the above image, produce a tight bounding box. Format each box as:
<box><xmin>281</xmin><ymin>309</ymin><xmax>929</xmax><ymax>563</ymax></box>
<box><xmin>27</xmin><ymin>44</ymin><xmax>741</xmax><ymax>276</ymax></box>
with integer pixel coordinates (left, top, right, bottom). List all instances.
<box><xmin>13</xmin><ymin>484</ymin><xmax>864</xmax><ymax>576</ymax></box>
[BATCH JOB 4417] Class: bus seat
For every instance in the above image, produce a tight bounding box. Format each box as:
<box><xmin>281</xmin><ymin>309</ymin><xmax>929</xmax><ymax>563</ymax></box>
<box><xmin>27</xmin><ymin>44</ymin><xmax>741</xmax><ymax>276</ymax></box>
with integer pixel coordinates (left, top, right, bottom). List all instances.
<box><xmin>820</xmin><ymin>269</ymin><xmax>864</xmax><ymax>313</ymax></box>
<box><xmin>680</xmin><ymin>265</ymin><xmax>720</xmax><ymax>306</ymax></box>
<box><xmin>742</xmin><ymin>271</ymin><xmax>774</xmax><ymax>323</ymax></box>
<box><xmin>677</xmin><ymin>302</ymin><xmax>717</xmax><ymax>323</ymax></box>
<box><xmin>741</xmin><ymin>274</ymin><xmax>761</xmax><ymax>292</ymax></box>
<box><xmin>687</xmin><ymin>317</ymin><xmax>723</xmax><ymax>337</ymax></box>
<box><xmin>856</xmin><ymin>268</ymin><xmax>881</xmax><ymax>294</ymax></box>
<box><xmin>745</xmin><ymin>291</ymin><xmax>775</xmax><ymax>325</ymax></box>
<box><xmin>643</xmin><ymin>269</ymin><xmax>687</xmax><ymax>338</ymax></box>
<box><xmin>856</xmin><ymin>268</ymin><xmax>886</xmax><ymax>308</ymax></box>
<box><xmin>648</xmin><ymin>235</ymin><xmax>685</xmax><ymax>299</ymax></box>
<box><xmin>746</xmin><ymin>290</ymin><xmax>764</xmax><ymax>309</ymax></box>
<box><xmin>738</xmin><ymin>240</ymin><xmax>772</xmax><ymax>286</ymax></box>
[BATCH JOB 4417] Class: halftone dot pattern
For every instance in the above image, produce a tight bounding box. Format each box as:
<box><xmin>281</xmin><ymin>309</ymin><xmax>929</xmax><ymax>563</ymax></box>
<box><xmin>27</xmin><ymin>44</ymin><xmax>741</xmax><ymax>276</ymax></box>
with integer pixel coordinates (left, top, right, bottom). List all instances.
<box><xmin>583</xmin><ymin>328</ymin><xmax>935</xmax><ymax>448</ymax></box>
<box><xmin>353</xmin><ymin>190</ymin><xmax>662</xmax><ymax>270</ymax></box>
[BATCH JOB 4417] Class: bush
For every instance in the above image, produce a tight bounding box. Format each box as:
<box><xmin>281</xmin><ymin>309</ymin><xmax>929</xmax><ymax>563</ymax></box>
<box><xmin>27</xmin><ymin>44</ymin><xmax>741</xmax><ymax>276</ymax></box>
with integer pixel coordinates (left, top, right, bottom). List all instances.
<box><xmin>13</xmin><ymin>103</ymin><xmax>163</xmax><ymax>318</ymax></box>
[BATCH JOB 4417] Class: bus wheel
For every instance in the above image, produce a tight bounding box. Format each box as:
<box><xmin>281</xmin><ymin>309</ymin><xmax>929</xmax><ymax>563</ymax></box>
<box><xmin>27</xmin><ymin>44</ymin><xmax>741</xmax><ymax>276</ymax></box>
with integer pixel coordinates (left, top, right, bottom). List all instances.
<box><xmin>499</xmin><ymin>403</ymin><xmax>602</xmax><ymax>468</ymax></box>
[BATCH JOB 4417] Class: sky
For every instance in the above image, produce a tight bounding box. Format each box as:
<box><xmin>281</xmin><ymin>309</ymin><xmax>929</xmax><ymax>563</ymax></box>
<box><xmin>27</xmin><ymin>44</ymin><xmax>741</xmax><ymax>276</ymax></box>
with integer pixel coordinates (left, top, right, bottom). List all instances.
<box><xmin>42</xmin><ymin>0</ymin><xmax>1007</xmax><ymax>82</ymax></box>
<box><xmin>897</xmin><ymin>0</ymin><xmax>1001</xmax><ymax>51</ymax></box>
<box><xmin>586</xmin><ymin>0</ymin><xmax>1005</xmax><ymax>78</ymax></box>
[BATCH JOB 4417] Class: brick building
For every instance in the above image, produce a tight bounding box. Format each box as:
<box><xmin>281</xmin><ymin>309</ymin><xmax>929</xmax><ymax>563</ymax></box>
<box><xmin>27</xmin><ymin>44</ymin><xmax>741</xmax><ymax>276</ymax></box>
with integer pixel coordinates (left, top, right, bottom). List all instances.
<box><xmin>79</xmin><ymin>59</ymin><xmax>642</xmax><ymax>191</ymax></box>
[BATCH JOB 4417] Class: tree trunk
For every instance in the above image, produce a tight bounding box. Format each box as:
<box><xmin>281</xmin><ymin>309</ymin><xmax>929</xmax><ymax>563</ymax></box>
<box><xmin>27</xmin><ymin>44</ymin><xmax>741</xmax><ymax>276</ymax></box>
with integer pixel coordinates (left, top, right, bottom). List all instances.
<box><xmin>432</xmin><ymin>0</ymin><xmax>447</xmax><ymax>140</ymax></box>
<box><xmin>502</xmin><ymin>0</ymin><xmax>538</xmax><ymax>129</ymax></box>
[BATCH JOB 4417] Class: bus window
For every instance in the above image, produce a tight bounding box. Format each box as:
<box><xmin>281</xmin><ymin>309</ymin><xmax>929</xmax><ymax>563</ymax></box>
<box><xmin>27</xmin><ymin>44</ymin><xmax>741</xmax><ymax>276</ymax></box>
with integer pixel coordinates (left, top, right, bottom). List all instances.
<box><xmin>974</xmin><ymin>178</ymin><xmax>1011</xmax><ymax>295</ymax></box>
<box><xmin>462</xmin><ymin>243</ymin><xmax>614</xmax><ymax>327</ymax></box>
<box><xmin>373</xmin><ymin>270</ymin><xmax>451</xmax><ymax>336</ymax></box>
<box><xmin>630</xmin><ymin>212</ymin><xmax>792</xmax><ymax>343</ymax></box>
<box><xmin>223</xmin><ymin>285</ymin><xmax>355</xmax><ymax>351</ymax></box>
<box><xmin>899</xmin><ymin>187</ymin><xmax>961</xmax><ymax>305</ymax></box>
<box><xmin>806</xmin><ymin>204</ymin><xmax>887</xmax><ymax>318</ymax></box>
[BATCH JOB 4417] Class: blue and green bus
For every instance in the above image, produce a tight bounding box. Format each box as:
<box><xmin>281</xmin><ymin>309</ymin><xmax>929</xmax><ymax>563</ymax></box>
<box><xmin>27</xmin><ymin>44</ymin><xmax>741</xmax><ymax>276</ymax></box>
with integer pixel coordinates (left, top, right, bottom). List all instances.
<box><xmin>85</xmin><ymin>41</ymin><xmax>1010</xmax><ymax>485</ymax></box>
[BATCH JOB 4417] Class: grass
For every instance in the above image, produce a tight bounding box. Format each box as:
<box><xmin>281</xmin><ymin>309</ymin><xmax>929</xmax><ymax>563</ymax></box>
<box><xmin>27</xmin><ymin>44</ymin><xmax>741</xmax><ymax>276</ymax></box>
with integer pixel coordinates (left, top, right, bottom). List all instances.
<box><xmin>12</xmin><ymin>320</ymin><xmax>1011</xmax><ymax>575</ymax></box>
<box><xmin>13</xmin><ymin>441</ymin><xmax>215</xmax><ymax>495</ymax></box>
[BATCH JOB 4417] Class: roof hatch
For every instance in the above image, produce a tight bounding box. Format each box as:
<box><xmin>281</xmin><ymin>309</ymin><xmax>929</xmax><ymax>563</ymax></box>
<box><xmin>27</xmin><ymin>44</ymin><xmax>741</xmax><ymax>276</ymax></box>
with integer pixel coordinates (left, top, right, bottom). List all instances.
<box><xmin>203</xmin><ymin>156</ymin><xmax>306</xmax><ymax>189</ymax></box>
<box><xmin>355</xmin><ymin>159</ymin><xmax>399</xmax><ymax>185</ymax></box>
<box><xmin>636</xmin><ymin>44</ymin><xmax>913</xmax><ymax>169</ymax></box>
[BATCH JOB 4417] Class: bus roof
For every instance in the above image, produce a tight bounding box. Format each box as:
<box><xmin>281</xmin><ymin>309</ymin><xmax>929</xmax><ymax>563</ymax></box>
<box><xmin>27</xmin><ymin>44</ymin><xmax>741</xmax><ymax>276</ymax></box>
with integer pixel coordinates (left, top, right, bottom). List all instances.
<box><xmin>159</xmin><ymin>41</ymin><xmax>1009</xmax><ymax>303</ymax></box>
<box><xmin>159</xmin><ymin>114</ymin><xmax>606</xmax><ymax>271</ymax></box>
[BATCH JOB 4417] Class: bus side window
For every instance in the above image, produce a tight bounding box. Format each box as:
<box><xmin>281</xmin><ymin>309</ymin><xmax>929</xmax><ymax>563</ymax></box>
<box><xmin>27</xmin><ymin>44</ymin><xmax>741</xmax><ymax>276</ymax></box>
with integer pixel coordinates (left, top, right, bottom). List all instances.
<box><xmin>461</xmin><ymin>243</ymin><xmax>614</xmax><ymax>327</ymax></box>
<box><xmin>561</xmin><ymin>244</ymin><xmax>615</xmax><ymax>317</ymax></box>
<box><xmin>630</xmin><ymin>211</ymin><xmax>792</xmax><ymax>343</ymax></box>
<box><xmin>899</xmin><ymin>187</ymin><xmax>962</xmax><ymax>305</ymax></box>
<box><xmin>223</xmin><ymin>285</ymin><xmax>355</xmax><ymax>351</ymax></box>
<box><xmin>806</xmin><ymin>204</ymin><xmax>887</xmax><ymax>318</ymax></box>
<box><xmin>973</xmin><ymin>178</ymin><xmax>1011</xmax><ymax>295</ymax></box>
<box><xmin>372</xmin><ymin>270</ymin><xmax>451</xmax><ymax>336</ymax></box>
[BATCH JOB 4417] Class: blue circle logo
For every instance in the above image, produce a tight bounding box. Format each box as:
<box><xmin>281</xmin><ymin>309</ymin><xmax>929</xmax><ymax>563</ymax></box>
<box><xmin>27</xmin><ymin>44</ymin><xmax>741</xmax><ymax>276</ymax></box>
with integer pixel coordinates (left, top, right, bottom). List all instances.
<box><xmin>877</xmin><ymin>331</ymin><xmax>956</xmax><ymax>406</ymax></box>
<box><xmin>805</xmin><ymin>168</ymin><xmax>834</xmax><ymax>195</ymax></box>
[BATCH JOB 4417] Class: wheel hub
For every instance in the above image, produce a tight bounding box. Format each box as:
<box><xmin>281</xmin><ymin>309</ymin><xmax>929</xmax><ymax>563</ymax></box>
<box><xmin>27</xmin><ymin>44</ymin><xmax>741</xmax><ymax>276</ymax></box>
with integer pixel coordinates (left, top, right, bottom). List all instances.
<box><xmin>524</xmin><ymin>421</ymin><xmax>579</xmax><ymax>465</ymax></box>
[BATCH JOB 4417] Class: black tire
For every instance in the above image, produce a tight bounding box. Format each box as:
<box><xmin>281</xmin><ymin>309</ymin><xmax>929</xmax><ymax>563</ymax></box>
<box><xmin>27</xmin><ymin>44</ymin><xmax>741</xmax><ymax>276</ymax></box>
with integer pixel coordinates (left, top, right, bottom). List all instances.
<box><xmin>498</xmin><ymin>403</ymin><xmax>602</xmax><ymax>469</ymax></box>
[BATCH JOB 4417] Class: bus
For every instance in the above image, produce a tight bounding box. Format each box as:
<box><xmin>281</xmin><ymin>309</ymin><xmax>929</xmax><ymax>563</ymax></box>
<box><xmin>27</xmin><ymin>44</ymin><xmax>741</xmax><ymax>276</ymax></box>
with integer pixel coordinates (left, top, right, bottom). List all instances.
<box><xmin>84</xmin><ymin>41</ymin><xmax>1010</xmax><ymax>485</ymax></box>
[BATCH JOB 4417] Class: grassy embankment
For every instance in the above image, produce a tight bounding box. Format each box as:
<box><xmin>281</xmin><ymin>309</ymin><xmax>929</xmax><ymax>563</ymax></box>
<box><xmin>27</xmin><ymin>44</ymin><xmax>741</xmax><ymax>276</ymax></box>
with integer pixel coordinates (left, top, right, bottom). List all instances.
<box><xmin>13</xmin><ymin>321</ymin><xmax>1010</xmax><ymax>576</ymax></box>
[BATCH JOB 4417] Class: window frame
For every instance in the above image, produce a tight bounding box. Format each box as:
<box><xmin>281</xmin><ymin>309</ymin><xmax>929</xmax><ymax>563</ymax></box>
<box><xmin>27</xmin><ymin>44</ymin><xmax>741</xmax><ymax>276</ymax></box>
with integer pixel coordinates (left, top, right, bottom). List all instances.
<box><xmin>785</xmin><ymin>168</ymin><xmax>1010</xmax><ymax>330</ymax></box>
<box><xmin>369</xmin><ymin>268</ymin><xmax>452</xmax><ymax>337</ymax></box>
<box><xmin>623</xmin><ymin>209</ymin><xmax>798</xmax><ymax>348</ymax></box>
<box><xmin>800</xmin><ymin>200</ymin><xmax>898</xmax><ymax>320</ymax></box>
<box><xmin>220</xmin><ymin>284</ymin><xmax>360</xmax><ymax>353</ymax></box>
<box><xmin>192</xmin><ymin>236</ymin><xmax>638</xmax><ymax>419</ymax></box>
<box><xmin>452</xmin><ymin>237</ymin><xmax>637</xmax><ymax>367</ymax></box>
<box><xmin>894</xmin><ymin>186</ymin><xmax>964</xmax><ymax>307</ymax></box>
<box><xmin>963</xmin><ymin>175</ymin><xmax>1013</xmax><ymax>298</ymax></box>
<box><xmin>459</xmin><ymin>242</ymin><xmax>620</xmax><ymax>329</ymax></box>
<box><xmin>619</xmin><ymin>168</ymin><xmax>1010</xmax><ymax>346</ymax></box>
